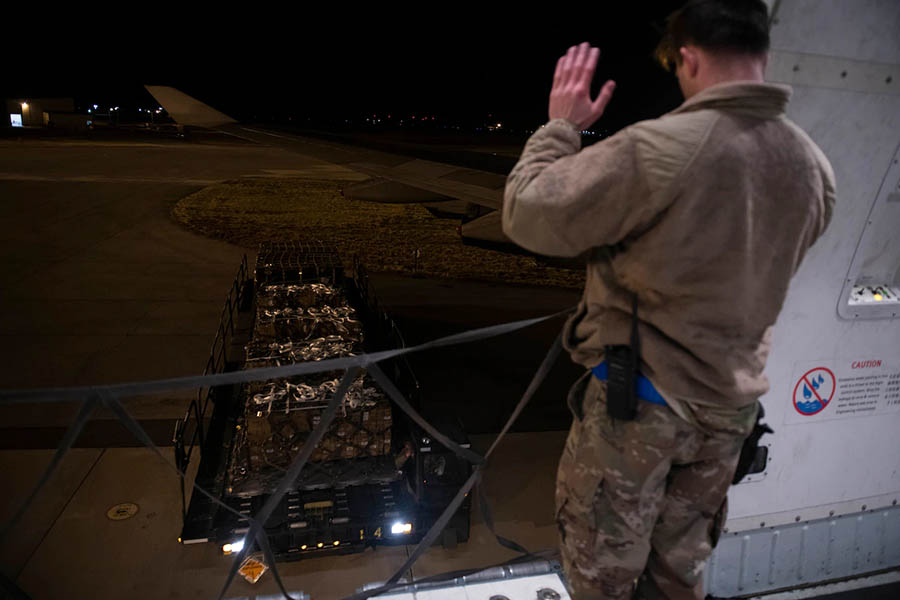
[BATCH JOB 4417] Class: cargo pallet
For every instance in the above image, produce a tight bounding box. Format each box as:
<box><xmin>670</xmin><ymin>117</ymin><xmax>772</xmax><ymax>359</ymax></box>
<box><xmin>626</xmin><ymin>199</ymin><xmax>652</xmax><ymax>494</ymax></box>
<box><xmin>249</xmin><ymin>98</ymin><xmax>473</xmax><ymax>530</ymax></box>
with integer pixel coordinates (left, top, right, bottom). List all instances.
<box><xmin>175</xmin><ymin>243</ymin><xmax>471</xmax><ymax>560</ymax></box>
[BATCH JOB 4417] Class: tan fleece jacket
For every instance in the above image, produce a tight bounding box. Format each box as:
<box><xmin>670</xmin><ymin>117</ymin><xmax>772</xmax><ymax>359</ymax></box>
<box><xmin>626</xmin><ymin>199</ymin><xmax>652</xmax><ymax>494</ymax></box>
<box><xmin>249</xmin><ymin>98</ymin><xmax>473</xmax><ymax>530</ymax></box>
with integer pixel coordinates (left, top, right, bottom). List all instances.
<box><xmin>503</xmin><ymin>82</ymin><xmax>835</xmax><ymax>418</ymax></box>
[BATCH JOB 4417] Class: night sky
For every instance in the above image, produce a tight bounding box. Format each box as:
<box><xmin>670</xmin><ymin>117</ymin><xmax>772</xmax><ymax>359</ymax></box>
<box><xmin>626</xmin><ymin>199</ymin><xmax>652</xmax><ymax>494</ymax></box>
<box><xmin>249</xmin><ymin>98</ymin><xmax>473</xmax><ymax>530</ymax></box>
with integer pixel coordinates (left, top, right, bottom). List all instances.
<box><xmin>5</xmin><ymin>4</ymin><xmax>686</xmax><ymax>136</ymax></box>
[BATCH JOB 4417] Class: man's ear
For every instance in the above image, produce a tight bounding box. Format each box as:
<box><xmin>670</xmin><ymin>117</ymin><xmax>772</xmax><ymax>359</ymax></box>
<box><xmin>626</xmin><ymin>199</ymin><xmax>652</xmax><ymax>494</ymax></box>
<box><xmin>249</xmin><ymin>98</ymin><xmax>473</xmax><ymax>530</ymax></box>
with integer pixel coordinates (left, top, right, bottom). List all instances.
<box><xmin>679</xmin><ymin>46</ymin><xmax>699</xmax><ymax>78</ymax></box>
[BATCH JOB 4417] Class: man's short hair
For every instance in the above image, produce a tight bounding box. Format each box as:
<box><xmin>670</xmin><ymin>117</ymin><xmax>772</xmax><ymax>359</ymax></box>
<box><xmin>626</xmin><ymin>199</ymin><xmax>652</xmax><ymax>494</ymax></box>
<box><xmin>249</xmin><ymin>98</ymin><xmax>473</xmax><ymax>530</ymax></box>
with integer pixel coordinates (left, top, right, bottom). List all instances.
<box><xmin>655</xmin><ymin>0</ymin><xmax>770</xmax><ymax>71</ymax></box>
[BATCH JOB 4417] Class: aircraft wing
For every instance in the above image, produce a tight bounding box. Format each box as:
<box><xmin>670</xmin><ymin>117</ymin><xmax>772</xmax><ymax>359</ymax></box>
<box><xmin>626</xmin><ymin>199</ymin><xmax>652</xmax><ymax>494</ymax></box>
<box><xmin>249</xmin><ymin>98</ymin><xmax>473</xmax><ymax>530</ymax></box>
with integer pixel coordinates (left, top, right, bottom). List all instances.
<box><xmin>143</xmin><ymin>86</ymin><xmax>237</xmax><ymax>128</ymax></box>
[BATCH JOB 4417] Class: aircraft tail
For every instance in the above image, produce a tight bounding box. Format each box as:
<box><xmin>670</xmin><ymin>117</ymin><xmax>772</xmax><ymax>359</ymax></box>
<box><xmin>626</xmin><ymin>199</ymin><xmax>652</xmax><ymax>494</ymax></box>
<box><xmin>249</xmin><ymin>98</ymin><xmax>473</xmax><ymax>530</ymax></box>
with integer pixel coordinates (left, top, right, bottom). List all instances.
<box><xmin>144</xmin><ymin>86</ymin><xmax>236</xmax><ymax>128</ymax></box>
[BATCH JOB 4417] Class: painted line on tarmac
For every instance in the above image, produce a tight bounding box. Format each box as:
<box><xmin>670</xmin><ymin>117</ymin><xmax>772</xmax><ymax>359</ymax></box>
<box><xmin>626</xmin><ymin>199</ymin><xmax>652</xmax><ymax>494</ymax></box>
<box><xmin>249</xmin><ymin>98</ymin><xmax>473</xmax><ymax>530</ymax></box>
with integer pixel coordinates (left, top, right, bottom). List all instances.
<box><xmin>0</xmin><ymin>174</ymin><xmax>222</xmax><ymax>185</ymax></box>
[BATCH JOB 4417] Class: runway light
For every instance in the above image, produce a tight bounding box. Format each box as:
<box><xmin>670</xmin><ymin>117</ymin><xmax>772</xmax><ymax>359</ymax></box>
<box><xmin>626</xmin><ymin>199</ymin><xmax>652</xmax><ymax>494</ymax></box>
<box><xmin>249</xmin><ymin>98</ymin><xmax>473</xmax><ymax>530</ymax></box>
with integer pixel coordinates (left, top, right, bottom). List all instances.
<box><xmin>222</xmin><ymin>539</ymin><xmax>245</xmax><ymax>554</ymax></box>
<box><xmin>391</xmin><ymin>522</ymin><xmax>413</xmax><ymax>535</ymax></box>
<box><xmin>317</xmin><ymin>542</ymin><xmax>324</xmax><ymax>548</ymax></box>
<box><xmin>301</xmin><ymin>544</ymin><xmax>308</xmax><ymax>550</ymax></box>
<box><xmin>333</xmin><ymin>540</ymin><xmax>340</xmax><ymax>546</ymax></box>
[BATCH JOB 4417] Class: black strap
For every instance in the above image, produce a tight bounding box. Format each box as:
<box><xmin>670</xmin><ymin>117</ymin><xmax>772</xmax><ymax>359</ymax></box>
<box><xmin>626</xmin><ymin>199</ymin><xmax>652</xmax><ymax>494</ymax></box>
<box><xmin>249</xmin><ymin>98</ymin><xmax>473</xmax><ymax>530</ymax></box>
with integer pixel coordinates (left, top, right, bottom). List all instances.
<box><xmin>485</xmin><ymin>332</ymin><xmax>563</xmax><ymax>459</ymax></box>
<box><xmin>342</xmin><ymin>331</ymin><xmax>565</xmax><ymax>599</ymax></box>
<box><xmin>0</xmin><ymin>570</ymin><xmax>32</xmax><ymax>600</ymax></box>
<box><xmin>478</xmin><ymin>332</ymin><xmax>564</xmax><ymax>555</ymax></box>
<box><xmin>0</xmin><ymin>395</ymin><xmax>98</xmax><ymax>542</ymax></box>
<box><xmin>631</xmin><ymin>293</ymin><xmax>640</xmax><ymax>371</ymax></box>
<box><xmin>0</xmin><ymin>308</ymin><xmax>573</xmax><ymax>600</ymax></box>
<box><xmin>37</xmin><ymin>391</ymin><xmax>297</xmax><ymax>599</ymax></box>
<box><xmin>341</xmin><ymin>468</ymin><xmax>482</xmax><ymax>600</ymax></box>
<box><xmin>216</xmin><ymin>367</ymin><xmax>360</xmax><ymax>600</ymax></box>
<box><xmin>0</xmin><ymin>311</ymin><xmax>571</xmax><ymax>405</ymax></box>
<box><xmin>367</xmin><ymin>363</ymin><xmax>484</xmax><ymax>466</ymax></box>
<box><xmin>97</xmin><ymin>391</ymin><xmax>248</xmax><ymax>523</ymax></box>
<box><xmin>255</xmin><ymin>528</ymin><xmax>303</xmax><ymax>600</ymax></box>
<box><xmin>477</xmin><ymin>482</ymin><xmax>530</xmax><ymax>554</ymax></box>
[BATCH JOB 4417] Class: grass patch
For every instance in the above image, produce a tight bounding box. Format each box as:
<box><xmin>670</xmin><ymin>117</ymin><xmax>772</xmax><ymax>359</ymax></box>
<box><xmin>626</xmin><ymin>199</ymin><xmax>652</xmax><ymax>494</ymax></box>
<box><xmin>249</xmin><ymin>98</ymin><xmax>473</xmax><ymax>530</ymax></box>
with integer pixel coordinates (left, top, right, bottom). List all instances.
<box><xmin>173</xmin><ymin>177</ymin><xmax>585</xmax><ymax>288</ymax></box>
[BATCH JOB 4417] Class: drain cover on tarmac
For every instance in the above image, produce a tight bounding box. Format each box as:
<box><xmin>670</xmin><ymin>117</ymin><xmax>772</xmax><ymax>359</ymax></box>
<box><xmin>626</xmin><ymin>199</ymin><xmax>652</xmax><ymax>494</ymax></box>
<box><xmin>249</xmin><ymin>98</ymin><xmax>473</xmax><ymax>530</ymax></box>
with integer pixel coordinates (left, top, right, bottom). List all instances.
<box><xmin>106</xmin><ymin>502</ymin><xmax>139</xmax><ymax>520</ymax></box>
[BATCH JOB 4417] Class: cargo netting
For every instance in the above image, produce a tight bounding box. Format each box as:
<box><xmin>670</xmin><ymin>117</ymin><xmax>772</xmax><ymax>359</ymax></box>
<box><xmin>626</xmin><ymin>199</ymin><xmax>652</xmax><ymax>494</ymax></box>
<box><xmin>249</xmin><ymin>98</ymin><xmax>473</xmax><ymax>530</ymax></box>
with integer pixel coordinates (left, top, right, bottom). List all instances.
<box><xmin>226</xmin><ymin>275</ymin><xmax>396</xmax><ymax>497</ymax></box>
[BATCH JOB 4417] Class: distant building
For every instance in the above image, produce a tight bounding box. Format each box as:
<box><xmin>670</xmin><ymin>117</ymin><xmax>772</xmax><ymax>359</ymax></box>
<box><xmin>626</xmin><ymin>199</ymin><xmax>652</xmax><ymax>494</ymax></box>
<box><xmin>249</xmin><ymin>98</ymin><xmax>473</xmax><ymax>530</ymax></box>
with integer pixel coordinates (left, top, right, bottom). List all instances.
<box><xmin>4</xmin><ymin>98</ymin><xmax>89</xmax><ymax>131</ymax></box>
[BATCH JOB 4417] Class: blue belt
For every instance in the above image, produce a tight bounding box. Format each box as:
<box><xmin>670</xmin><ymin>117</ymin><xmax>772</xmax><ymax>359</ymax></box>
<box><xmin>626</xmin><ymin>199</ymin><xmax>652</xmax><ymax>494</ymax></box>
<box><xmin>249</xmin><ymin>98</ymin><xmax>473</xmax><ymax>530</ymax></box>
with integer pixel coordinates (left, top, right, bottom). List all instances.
<box><xmin>591</xmin><ymin>362</ymin><xmax>668</xmax><ymax>407</ymax></box>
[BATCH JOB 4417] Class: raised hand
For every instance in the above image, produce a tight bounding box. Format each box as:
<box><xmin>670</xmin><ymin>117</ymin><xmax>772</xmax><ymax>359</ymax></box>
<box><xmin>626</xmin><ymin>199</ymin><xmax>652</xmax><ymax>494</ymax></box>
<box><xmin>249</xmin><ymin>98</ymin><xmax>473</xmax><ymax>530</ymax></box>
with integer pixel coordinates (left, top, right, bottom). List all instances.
<box><xmin>549</xmin><ymin>42</ymin><xmax>616</xmax><ymax>131</ymax></box>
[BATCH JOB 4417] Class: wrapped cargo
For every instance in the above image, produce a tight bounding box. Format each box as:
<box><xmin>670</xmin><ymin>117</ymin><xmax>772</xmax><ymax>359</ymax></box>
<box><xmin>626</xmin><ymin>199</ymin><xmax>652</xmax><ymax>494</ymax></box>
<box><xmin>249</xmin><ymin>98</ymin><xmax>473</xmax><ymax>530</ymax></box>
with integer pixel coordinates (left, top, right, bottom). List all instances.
<box><xmin>245</xmin><ymin>372</ymin><xmax>384</xmax><ymax>414</ymax></box>
<box><xmin>253</xmin><ymin>305</ymin><xmax>363</xmax><ymax>344</ymax></box>
<box><xmin>256</xmin><ymin>283</ymin><xmax>344</xmax><ymax>311</ymax></box>
<box><xmin>244</xmin><ymin>337</ymin><xmax>361</xmax><ymax>369</ymax></box>
<box><xmin>228</xmin><ymin>392</ymin><xmax>394</xmax><ymax>496</ymax></box>
<box><xmin>227</xmin><ymin>280</ymin><xmax>395</xmax><ymax>497</ymax></box>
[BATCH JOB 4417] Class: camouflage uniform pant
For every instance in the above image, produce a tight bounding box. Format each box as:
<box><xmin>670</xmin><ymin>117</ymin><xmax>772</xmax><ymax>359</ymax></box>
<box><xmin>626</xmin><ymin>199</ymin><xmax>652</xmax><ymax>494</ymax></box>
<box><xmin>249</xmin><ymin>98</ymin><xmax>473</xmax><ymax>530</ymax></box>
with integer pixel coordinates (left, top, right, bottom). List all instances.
<box><xmin>556</xmin><ymin>372</ymin><xmax>758</xmax><ymax>600</ymax></box>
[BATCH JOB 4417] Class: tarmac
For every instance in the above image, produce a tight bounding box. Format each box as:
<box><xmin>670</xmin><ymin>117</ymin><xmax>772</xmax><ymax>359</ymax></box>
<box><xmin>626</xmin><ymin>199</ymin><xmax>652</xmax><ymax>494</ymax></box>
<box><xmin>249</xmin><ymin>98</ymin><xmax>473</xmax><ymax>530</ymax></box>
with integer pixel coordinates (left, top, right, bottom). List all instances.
<box><xmin>0</xmin><ymin>135</ymin><xmax>580</xmax><ymax>599</ymax></box>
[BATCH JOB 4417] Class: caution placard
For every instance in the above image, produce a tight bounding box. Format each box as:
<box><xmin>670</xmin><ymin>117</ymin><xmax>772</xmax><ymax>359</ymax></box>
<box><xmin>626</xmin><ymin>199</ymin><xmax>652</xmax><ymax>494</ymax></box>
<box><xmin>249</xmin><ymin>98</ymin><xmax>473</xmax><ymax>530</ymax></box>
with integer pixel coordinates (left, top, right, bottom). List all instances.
<box><xmin>785</xmin><ymin>356</ymin><xmax>900</xmax><ymax>424</ymax></box>
<box><xmin>793</xmin><ymin>367</ymin><xmax>836</xmax><ymax>415</ymax></box>
<box><xmin>239</xmin><ymin>555</ymin><xmax>268</xmax><ymax>584</ymax></box>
